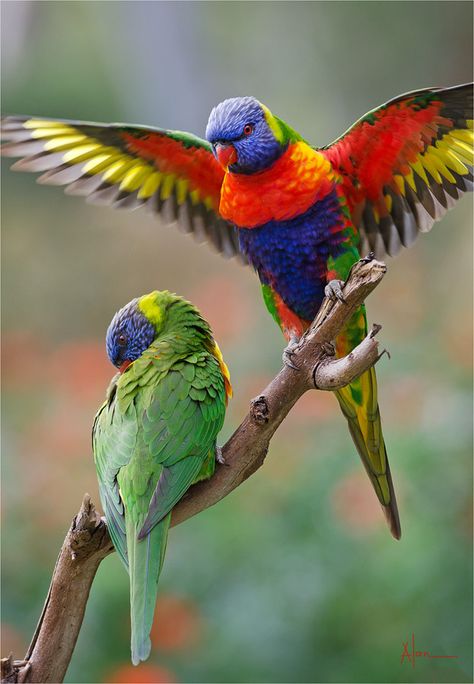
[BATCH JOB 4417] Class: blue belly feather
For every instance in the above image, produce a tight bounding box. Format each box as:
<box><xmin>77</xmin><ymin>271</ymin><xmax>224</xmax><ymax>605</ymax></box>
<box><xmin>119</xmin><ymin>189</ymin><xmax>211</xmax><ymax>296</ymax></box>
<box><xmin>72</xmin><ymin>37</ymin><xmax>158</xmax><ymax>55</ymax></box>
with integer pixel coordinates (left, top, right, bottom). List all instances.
<box><xmin>238</xmin><ymin>190</ymin><xmax>347</xmax><ymax>321</ymax></box>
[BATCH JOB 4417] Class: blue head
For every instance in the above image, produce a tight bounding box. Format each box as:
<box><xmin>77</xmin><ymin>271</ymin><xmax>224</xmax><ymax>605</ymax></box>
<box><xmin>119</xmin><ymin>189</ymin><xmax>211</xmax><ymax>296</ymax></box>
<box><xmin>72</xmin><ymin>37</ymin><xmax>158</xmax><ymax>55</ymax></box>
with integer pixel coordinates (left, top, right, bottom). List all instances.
<box><xmin>106</xmin><ymin>297</ymin><xmax>156</xmax><ymax>372</ymax></box>
<box><xmin>206</xmin><ymin>97</ymin><xmax>287</xmax><ymax>174</ymax></box>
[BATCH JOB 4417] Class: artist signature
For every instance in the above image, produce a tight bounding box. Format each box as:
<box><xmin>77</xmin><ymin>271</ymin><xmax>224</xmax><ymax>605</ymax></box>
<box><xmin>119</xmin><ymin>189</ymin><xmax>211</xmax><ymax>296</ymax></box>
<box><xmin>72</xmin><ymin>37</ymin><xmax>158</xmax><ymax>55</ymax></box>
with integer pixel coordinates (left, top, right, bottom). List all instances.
<box><xmin>401</xmin><ymin>633</ymin><xmax>458</xmax><ymax>667</ymax></box>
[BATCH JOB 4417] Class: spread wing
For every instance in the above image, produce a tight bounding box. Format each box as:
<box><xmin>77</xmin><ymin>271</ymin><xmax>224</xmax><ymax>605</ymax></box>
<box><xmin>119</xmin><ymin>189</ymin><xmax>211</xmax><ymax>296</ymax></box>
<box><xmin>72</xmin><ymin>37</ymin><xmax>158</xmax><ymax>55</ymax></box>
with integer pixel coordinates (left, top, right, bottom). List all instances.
<box><xmin>1</xmin><ymin>115</ymin><xmax>246</xmax><ymax>263</ymax></box>
<box><xmin>322</xmin><ymin>83</ymin><xmax>473</xmax><ymax>257</ymax></box>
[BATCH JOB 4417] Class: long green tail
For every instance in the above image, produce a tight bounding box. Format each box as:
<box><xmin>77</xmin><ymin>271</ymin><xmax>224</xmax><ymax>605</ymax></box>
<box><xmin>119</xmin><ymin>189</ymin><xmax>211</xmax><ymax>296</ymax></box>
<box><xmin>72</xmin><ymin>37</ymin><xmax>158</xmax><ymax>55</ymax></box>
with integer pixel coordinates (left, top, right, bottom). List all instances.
<box><xmin>335</xmin><ymin>309</ymin><xmax>401</xmax><ymax>540</ymax></box>
<box><xmin>126</xmin><ymin>512</ymin><xmax>171</xmax><ymax>665</ymax></box>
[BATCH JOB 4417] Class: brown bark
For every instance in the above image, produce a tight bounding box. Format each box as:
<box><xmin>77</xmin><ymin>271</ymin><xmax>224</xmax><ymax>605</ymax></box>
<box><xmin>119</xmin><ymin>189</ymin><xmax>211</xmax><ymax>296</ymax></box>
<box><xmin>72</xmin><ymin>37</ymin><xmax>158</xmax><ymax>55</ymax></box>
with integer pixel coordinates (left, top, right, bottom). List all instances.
<box><xmin>1</xmin><ymin>256</ymin><xmax>387</xmax><ymax>683</ymax></box>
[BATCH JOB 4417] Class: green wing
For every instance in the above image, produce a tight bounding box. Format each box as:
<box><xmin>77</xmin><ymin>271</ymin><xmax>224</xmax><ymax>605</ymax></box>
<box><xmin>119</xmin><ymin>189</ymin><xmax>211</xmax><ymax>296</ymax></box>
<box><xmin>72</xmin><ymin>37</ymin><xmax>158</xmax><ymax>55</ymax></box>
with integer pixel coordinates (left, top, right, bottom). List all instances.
<box><xmin>134</xmin><ymin>355</ymin><xmax>227</xmax><ymax>537</ymax></box>
<box><xmin>92</xmin><ymin>394</ymin><xmax>138</xmax><ymax>567</ymax></box>
<box><xmin>92</xmin><ymin>352</ymin><xmax>226</xmax><ymax>556</ymax></box>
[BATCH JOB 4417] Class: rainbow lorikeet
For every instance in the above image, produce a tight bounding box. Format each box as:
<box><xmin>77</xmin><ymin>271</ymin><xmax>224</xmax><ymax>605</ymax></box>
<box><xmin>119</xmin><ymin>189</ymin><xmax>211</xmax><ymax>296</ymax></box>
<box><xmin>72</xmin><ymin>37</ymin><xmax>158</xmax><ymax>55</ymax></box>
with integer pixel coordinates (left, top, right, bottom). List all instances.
<box><xmin>2</xmin><ymin>83</ymin><xmax>473</xmax><ymax>539</ymax></box>
<box><xmin>93</xmin><ymin>290</ymin><xmax>231</xmax><ymax>664</ymax></box>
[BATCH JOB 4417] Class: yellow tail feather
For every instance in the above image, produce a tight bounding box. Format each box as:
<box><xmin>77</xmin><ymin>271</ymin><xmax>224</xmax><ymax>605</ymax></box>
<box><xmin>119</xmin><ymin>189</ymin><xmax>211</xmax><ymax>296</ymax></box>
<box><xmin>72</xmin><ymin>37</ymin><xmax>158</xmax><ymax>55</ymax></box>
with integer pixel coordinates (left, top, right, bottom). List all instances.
<box><xmin>335</xmin><ymin>368</ymin><xmax>401</xmax><ymax>540</ymax></box>
<box><xmin>335</xmin><ymin>309</ymin><xmax>401</xmax><ymax>540</ymax></box>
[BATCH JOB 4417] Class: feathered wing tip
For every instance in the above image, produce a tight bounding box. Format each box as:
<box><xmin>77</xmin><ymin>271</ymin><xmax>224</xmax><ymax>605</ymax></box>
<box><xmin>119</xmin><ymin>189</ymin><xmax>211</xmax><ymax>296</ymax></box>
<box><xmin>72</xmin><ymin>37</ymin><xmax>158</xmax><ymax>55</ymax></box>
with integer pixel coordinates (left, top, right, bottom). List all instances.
<box><xmin>127</xmin><ymin>513</ymin><xmax>171</xmax><ymax>665</ymax></box>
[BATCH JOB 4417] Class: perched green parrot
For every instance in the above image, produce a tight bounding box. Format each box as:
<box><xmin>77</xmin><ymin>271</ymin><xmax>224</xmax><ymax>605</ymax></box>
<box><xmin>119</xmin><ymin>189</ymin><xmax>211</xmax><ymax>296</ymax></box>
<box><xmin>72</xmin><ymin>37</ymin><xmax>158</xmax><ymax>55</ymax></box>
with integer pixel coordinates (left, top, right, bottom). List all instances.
<box><xmin>2</xmin><ymin>84</ymin><xmax>473</xmax><ymax>539</ymax></box>
<box><xmin>93</xmin><ymin>290</ymin><xmax>231</xmax><ymax>665</ymax></box>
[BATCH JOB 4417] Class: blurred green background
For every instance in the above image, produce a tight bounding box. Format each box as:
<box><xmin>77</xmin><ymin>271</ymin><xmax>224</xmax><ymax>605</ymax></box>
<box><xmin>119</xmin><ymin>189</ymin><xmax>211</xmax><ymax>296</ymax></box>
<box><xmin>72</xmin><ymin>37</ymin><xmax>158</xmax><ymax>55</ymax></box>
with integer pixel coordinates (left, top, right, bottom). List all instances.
<box><xmin>2</xmin><ymin>2</ymin><xmax>473</xmax><ymax>683</ymax></box>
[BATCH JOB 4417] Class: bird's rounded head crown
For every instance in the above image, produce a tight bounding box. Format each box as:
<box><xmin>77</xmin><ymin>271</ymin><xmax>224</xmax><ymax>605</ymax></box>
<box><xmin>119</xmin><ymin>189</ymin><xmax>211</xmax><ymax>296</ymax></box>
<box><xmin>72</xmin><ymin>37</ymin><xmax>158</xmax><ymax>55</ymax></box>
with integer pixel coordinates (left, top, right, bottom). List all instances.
<box><xmin>105</xmin><ymin>290</ymin><xmax>176</xmax><ymax>372</ymax></box>
<box><xmin>206</xmin><ymin>97</ymin><xmax>290</xmax><ymax>173</ymax></box>
<box><xmin>105</xmin><ymin>290</ymin><xmax>215</xmax><ymax>373</ymax></box>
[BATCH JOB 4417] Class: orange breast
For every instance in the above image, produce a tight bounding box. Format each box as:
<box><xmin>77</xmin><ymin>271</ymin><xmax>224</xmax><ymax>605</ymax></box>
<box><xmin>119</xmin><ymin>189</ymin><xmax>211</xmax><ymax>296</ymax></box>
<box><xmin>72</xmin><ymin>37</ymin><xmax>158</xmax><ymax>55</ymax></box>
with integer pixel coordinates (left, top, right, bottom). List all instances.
<box><xmin>219</xmin><ymin>141</ymin><xmax>335</xmax><ymax>228</ymax></box>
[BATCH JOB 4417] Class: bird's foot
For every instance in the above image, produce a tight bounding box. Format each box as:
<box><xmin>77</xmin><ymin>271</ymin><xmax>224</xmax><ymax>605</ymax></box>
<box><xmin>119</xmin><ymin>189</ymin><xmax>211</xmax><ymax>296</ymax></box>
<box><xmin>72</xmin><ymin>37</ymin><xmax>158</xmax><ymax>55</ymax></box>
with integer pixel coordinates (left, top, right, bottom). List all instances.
<box><xmin>282</xmin><ymin>334</ymin><xmax>301</xmax><ymax>371</ymax></box>
<box><xmin>324</xmin><ymin>279</ymin><xmax>346</xmax><ymax>303</ymax></box>
<box><xmin>215</xmin><ymin>446</ymin><xmax>228</xmax><ymax>466</ymax></box>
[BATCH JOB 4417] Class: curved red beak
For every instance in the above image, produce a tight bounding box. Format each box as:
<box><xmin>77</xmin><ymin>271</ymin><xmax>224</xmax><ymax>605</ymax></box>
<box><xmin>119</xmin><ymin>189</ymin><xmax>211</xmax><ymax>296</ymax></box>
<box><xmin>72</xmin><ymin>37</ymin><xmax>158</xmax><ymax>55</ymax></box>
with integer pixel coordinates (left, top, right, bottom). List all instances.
<box><xmin>215</xmin><ymin>143</ymin><xmax>237</xmax><ymax>169</ymax></box>
<box><xmin>119</xmin><ymin>359</ymin><xmax>132</xmax><ymax>373</ymax></box>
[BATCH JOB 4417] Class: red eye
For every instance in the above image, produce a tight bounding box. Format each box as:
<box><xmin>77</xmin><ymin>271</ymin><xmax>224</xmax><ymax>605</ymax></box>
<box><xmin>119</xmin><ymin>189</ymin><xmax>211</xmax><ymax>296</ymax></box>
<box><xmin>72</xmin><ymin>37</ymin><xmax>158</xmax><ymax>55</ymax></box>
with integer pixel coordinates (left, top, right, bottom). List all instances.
<box><xmin>243</xmin><ymin>124</ymin><xmax>253</xmax><ymax>136</ymax></box>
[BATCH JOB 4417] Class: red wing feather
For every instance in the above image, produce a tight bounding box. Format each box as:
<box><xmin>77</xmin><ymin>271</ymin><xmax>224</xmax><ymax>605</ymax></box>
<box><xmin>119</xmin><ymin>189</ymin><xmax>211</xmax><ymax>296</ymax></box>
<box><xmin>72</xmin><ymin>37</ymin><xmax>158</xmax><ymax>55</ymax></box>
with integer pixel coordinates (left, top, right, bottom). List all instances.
<box><xmin>322</xmin><ymin>83</ymin><xmax>473</xmax><ymax>256</ymax></box>
<box><xmin>1</xmin><ymin>116</ymin><xmax>246</xmax><ymax>262</ymax></box>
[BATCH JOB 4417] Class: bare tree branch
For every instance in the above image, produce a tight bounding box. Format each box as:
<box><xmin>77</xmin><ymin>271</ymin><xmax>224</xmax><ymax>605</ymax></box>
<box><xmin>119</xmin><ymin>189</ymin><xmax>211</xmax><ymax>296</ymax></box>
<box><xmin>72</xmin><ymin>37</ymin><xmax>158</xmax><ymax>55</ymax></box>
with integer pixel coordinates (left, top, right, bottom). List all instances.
<box><xmin>1</xmin><ymin>496</ymin><xmax>114</xmax><ymax>684</ymax></box>
<box><xmin>313</xmin><ymin>324</ymin><xmax>383</xmax><ymax>391</ymax></box>
<box><xmin>2</xmin><ymin>256</ymin><xmax>387</xmax><ymax>684</ymax></box>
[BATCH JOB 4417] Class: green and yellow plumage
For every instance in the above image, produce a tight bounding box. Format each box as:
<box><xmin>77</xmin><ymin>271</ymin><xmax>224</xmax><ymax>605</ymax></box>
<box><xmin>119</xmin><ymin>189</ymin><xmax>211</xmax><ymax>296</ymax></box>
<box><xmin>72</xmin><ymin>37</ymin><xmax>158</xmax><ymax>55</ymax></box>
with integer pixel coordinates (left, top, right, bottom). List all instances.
<box><xmin>93</xmin><ymin>290</ymin><xmax>231</xmax><ymax>664</ymax></box>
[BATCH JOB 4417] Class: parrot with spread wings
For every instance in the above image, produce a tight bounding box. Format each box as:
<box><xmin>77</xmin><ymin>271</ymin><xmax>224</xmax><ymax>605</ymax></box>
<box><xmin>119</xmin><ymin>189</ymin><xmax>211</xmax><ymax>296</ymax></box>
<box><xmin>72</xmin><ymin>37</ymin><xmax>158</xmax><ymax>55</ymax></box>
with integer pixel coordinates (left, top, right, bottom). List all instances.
<box><xmin>2</xmin><ymin>83</ymin><xmax>473</xmax><ymax>539</ymax></box>
<box><xmin>93</xmin><ymin>290</ymin><xmax>231</xmax><ymax>664</ymax></box>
